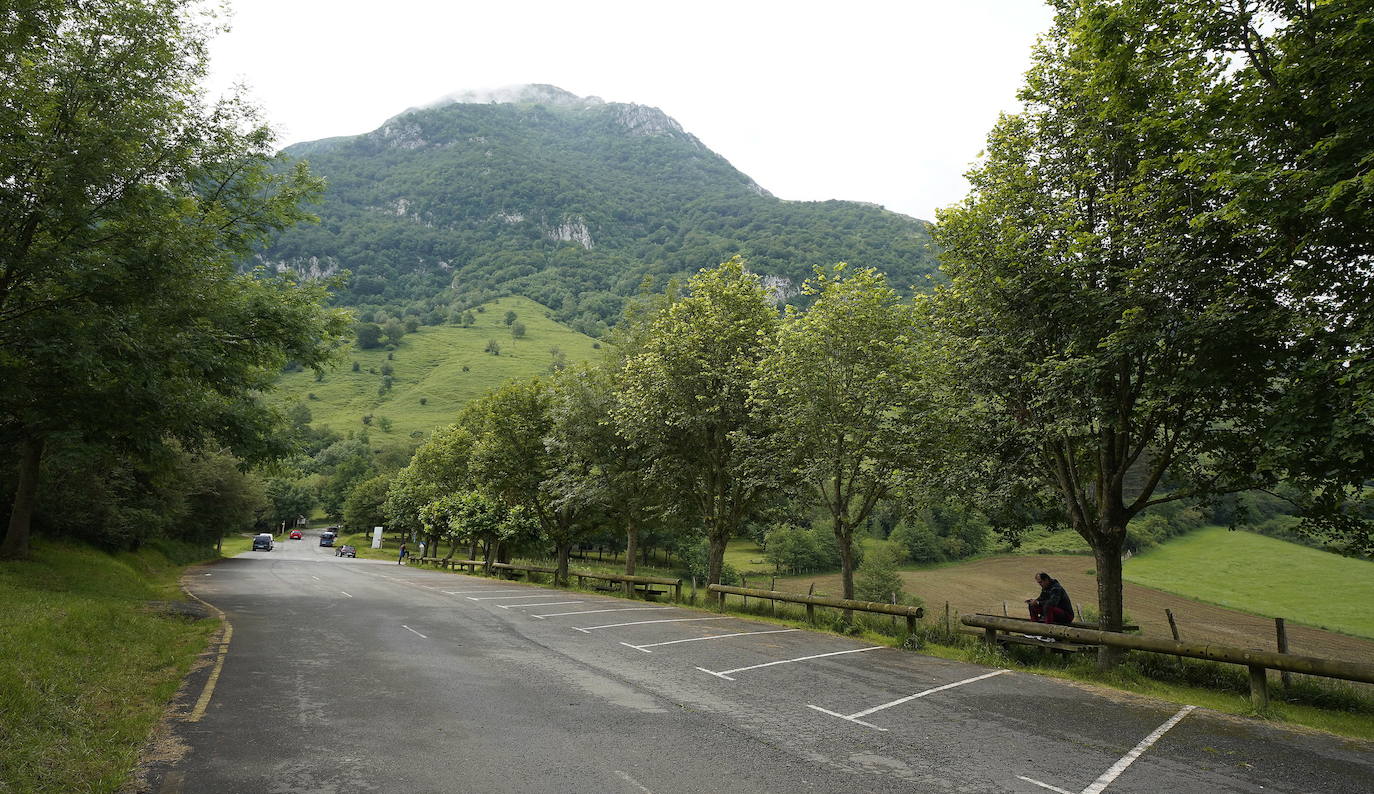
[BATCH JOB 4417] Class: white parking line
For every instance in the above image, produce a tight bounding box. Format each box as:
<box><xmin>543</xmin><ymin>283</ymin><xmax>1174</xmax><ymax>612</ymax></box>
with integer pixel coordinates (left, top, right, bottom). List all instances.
<box><xmin>442</xmin><ymin>589</ymin><xmax>530</xmax><ymax>595</ymax></box>
<box><xmin>1017</xmin><ymin>705</ymin><xmax>1195</xmax><ymax>794</ymax></box>
<box><xmin>571</xmin><ymin>617</ymin><xmax>732</xmax><ymax>633</ymax></box>
<box><xmin>401</xmin><ymin>625</ymin><xmax>428</xmax><ymax>639</ymax></box>
<box><xmin>340</xmin><ymin>591</ymin><xmax>353</xmax><ymax>598</ymax></box>
<box><xmin>467</xmin><ymin>594</ymin><xmax>563</xmax><ymax>601</ymax></box>
<box><xmin>498</xmin><ymin>600</ymin><xmax>585</xmax><ymax>610</ymax></box>
<box><xmin>807</xmin><ymin>669</ymin><xmax>1009</xmax><ymax>731</ymax></box>
<box><xmin>311</xmin><ymin>576</ymin><xmax>320</xmax><ymax>581</ymax></box>
<box><xmin>531</xmin><ymin>607</ymin><xmax>672</xmax><ymax>619</ymax></box>
<box><xmin>621</xmin><ymin>628</ymin><xmax>798</xmax><ymax>653</ymax></box>
<box><xmin>696</xmin><ymin>646</ymin><xmax>882</xmax><ymax>681</ymax></box>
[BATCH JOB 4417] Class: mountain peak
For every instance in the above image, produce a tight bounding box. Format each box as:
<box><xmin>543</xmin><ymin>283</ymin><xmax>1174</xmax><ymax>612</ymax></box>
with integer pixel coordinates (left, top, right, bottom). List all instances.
<box><xmin>420</xmin><ymin>84</ymin><xmax>604</xmax><ymax>111</ymax></box>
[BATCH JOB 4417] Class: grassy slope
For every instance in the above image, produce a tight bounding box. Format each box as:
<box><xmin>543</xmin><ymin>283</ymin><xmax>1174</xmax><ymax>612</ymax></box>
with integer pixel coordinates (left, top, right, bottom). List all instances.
<box><xmin>0</xmin><ymin>541</ymin><xmax>216</xmax><ymax>792</ymax></box>
<box><xmin>275</xmin><ymin>296</ymin><xmax>604</xmax><ymax>441</ymax></box>
<box><xmin>1123</xmin><ymin>526</ymin><xmax>1374</xmax><ymax>638</ymax></box>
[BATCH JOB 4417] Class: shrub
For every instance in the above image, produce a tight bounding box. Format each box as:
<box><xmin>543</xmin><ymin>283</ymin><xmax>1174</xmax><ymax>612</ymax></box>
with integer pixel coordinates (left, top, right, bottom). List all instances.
<box><xmin>462</xmin><ymin>365</ymin><xmax>470</xmax><ymax>372</ymax></box>
<box><xmin>854</xmin><ymin>540</ymin><xmax>907</xmax><ymax>602</ymax></box>
<box><xmin>511</xmin><ymin>321</ymin><xmax>526</xmax><ymax>339</ymax></box>
<box><xmin>351</xmin><ymin>361</ymin><xmax>360</xmax><ymax>372</ymax></box>
<box><xmin>419</xmin><ymin>397</ymin><xmax>427</xmax><ymax>405</ymax></box>
<box><xmin>380</xmin><ymin>363</ymin><xmax>393</xmax><ymax>376</ymax></box>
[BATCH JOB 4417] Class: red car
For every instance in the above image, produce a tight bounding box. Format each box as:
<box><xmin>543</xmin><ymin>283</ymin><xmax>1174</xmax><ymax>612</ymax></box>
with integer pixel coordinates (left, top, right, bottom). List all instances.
<box><xmin>289</xmin><ymin>529</ymin><xmax>303</xmax><ymax>540</ymax></box>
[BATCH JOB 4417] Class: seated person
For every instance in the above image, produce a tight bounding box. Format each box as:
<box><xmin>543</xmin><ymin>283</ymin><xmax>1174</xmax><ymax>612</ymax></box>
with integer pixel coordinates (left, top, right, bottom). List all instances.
<box><xmin>1026</xmin><ymin>572</ymin><xmax>1073</xmax><ymax>625</ymax></box>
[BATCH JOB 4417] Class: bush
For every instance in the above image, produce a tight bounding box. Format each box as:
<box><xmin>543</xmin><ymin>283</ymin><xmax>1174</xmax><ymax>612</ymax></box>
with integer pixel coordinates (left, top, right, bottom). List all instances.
<box><xmin>485</xmin><ymin>340</ymin><xmax>501</xmax><ymax>355</ymax></box>
<box><xmin>511</xmin><ymin>321</ymin><xmax>526</xmax><ymax>339</ymax></box>
<box><xmin>419</xmin><ymin>397</ymin><xmax>427</xmax><ymax>405</ymax></box>
<box><xmin>380</xmin><ymin>363</ymin><xmax>393</xmax><ymax>376</ymax></box>
<box><xmin>351</xmin><ymin>361</ymin><xmax>360</xmax><ymax>372</ymax></box>
<box><xmin>854</xmin><ymin>540</ymin><xmax>907</xmax><ymax>602</ymax></box>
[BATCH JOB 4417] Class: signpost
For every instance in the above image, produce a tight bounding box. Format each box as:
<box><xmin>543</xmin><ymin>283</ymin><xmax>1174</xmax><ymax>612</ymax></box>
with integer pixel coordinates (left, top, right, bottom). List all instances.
<box><xmin>372</xmin><ymin>527</ymin><xmax>383</xmax><ymax>549</ymax></box>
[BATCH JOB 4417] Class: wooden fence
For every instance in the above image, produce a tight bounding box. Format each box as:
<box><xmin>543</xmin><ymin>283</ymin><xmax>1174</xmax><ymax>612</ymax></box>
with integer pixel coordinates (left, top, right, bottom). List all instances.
<box><xmin>962</xmin><ymin>614</ymin><xmax>1374</xmax><ymax>708</ymax></box>
<box><xmin>709</xmin><ymin>584</ymin><xmax>924</xmax><ymax>632</ymax></box>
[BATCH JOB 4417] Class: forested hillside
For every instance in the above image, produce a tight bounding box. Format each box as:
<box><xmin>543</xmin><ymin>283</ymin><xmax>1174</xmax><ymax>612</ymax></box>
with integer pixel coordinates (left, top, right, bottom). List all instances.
<box><xmin>260</xmin><ymin>85</ymin><xmax>938</xmax><ymax>335</ymax></box>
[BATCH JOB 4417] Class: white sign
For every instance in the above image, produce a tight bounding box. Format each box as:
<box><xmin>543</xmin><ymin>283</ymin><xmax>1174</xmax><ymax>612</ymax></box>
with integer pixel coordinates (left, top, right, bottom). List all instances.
<box><xmin>372</xmin><ymin>527</ymin><xmax>384</xmax><ymax>549</ymax></box>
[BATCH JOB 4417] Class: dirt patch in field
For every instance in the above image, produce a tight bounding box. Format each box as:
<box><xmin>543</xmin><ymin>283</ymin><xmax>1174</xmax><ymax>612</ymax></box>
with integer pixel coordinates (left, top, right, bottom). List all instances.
<box><xmin>782</xmin><ymin>555</ymin><xmax>1374</xmax><ymax>663</ymax></box>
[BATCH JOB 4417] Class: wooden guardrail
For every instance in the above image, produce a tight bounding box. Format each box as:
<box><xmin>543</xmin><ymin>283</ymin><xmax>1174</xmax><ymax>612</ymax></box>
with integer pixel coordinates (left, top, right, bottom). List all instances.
<box><xmin>572</xmin><ymin>571</ymin><xmax>682</xmax><ymax>601</ymax></box>
<box><xmin>962</xmin><ymin>614</ymin><xmax>1374</xmax><ymax>708</ymax></box>
<box><xmin>491</xmin><ymin>562</ymin><xmax>557</xmax><ymax>580</ymax></box>
<box><xmin>406</xmin><ymin>558</ymin><xmax>684</xmax><ymax>600</ymax></box>
<box><xmin>709</xmin><ymin>584</ymin><xmax>924</xmax><ymax>632</ymax></box>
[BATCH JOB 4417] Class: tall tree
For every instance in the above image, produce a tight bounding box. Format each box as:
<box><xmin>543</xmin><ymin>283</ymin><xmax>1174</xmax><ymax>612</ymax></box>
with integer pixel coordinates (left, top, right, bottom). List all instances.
<box><xmin>545</xmin><ymin>363</ymin><xmax>658</xmax><ymax>575</ymax></box>
<box><xmin>928</xmin><ymin>0</ymin><xmax>1300</xmax><ymax>664</ymax></box>
<box><xmin>614</xmin><ymin>257</ymin><xmax>779</xmax><ymax>585</ymax></box>
<box><xmin>0</xmin><ymin>0</ymin><xmax>347</xmax><ymax>559</ymax></box>
<box><xmin>752</xmin><ymin>265</ymin><xmax>927</xmax><ymax>604</ymax></box>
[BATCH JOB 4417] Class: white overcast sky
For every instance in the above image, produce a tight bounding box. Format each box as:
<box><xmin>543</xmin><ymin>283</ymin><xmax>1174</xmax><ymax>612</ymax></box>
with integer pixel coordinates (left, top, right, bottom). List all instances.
<box><xmin>204</xmin><ymin>1</ymin><xmax>1054</xmax><ymax>222</ymax></box>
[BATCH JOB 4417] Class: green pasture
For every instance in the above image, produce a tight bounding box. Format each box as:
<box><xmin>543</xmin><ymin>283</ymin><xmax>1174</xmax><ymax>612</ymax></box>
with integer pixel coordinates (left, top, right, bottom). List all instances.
<box><xmin>275</xmin><ymin>296</ymin><xmax>605</xmax><ymax>441</ymax></box>
<box><xmin>1123</xmin><ymin>526</ymin><xmax>1374</xmax><ymax>639</ymax></box>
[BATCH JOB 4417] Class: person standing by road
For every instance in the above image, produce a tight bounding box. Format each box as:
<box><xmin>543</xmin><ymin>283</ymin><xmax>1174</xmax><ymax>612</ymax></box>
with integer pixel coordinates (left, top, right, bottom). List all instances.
<box><xmin>398</xmin><ymin>542</ymin><xmax>409</xmax><ymax>565</ymax></box>
<box><xmin>1026</xmin><ymin>572</ymin><xmax>1073</xmax><ymax>624</ymax></box>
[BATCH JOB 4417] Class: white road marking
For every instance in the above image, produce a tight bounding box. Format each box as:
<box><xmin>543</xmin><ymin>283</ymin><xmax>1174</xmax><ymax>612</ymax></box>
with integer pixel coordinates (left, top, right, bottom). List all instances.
<box><xmin>806</xmin><ymin>669</ymin><xmax>1009</xmax><ymax>731</ymax></box>
<box><xmin>614</xmin><ymin>770</ymin><xmax>655</xmax><ymax>793</ymax></box>
<box><xmin>695</xmin><ymin>646</ymin><xmax>882</xmax><ymax>681</ymax></box>
<box><xmin>442</xmin><ymin>589</ymin><xmax>530</xmax><ymax>595</ymax></box>
<box><xmin>311</xmin><ymin>576</ymin><xmax>320</xmax><ymax>581</ymax></box>
<box><xmin>401</xmin><ymin>625</ymin><xmax>428</xmax><ymax>639</ymax></box>
<box><xmin>1017</xmin><ymin>777</ymin><xmax>1075</xmax><ymax>794</ymax></box>
<box><xmin>531</xmin><ymin>607</ymin><xmax>673</xmax><ymax>619</ymax></box>
<box><xmin>1082</xmin><ymin>705</ymin><xmax>1195</xmax><ymax>793</ymax></box>
<box><xmin>571</xmin><ymin>617</ymin><xmax>732</xmax><ymax>633</ymax></box>
<box><xmin>621</xmin><ymin>628</ymin><xmax>799</xmax><ymax>653</ymax></box>
<box><xmin>340</xmin><ymin>591</ymin><xmax>353</xmax><ymax>598</ymax></box>
<box><xmin>498</xmin><ymin>600</ymin><xmax>585</xmax><ymax>609</ymax></box>
<box><xmin>467</xmin><ymin>594</ymin><xmax>563</xmax><ymax>601</ymax></box>
<box><xmin>1016</xmin><ymin>705</ymin><xmax>1195</xmax><ymax>794</ymax></box>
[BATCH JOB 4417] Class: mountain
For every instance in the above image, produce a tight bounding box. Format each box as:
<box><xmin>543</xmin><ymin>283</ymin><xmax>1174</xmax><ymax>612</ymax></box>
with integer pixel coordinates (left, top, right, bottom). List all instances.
<box><xmin>261</xmin><ymin>84</ymin><xmax>938</xmax><ymax>335</ymax></box>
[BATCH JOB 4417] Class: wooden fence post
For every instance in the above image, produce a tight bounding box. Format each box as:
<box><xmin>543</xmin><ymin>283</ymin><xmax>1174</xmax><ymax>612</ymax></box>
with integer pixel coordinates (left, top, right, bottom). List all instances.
<box><xmin>1276</xmin><ymin>618</ymin><xmax>1291</xmax><ymax>689</ymax></box>
<box><xmin>1166</xmin><ymin>608</ymin><xmax>1185</xmax><ymax>673</ymax></box>
<box><xmin>1249</xmin><ymin>665</ymin><xmax>1269</xmax><ymax>710</ymax></box>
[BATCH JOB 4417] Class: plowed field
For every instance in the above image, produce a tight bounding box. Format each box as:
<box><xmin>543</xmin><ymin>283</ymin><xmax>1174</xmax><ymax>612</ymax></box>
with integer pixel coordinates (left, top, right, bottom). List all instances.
<box><xmin>780</xmin><ymin>554</ymin><xmax>1374</xmax><ymax>664</ymax></box>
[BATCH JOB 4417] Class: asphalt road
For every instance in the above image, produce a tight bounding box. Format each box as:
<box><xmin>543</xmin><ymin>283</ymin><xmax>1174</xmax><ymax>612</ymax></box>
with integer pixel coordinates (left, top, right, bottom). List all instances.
<box><xmin>135</xmin><ymin>530</ymin><xmax>1374</xmax><ymax>793</ymax></box>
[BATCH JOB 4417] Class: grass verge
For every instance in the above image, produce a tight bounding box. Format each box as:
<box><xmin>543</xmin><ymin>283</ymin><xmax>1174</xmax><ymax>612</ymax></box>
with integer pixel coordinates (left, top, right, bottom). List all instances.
<box><xmin>0</xmin><ymin>539</ymin><xmax>219</xmax><ymax>793</ymax></box>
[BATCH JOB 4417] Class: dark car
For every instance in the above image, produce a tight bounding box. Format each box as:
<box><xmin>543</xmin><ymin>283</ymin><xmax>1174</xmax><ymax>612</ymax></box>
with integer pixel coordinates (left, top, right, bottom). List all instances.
<box><xmin>335</xmin><ymin>545</ymin><xmax>356</xmax><ymax>558</ymax></box>
<box><xmin>319</xmin><ymin>532</ymin><xmax>336</xmax><ymax>547</ymax></box>
<box><xmin>251</xmin><ymin>533</ymin><xmax>273</xmax><ymax>552</ymax></box>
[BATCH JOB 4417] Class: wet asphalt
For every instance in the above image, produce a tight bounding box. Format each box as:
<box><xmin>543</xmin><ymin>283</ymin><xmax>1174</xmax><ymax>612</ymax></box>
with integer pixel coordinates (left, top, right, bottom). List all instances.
<box><xmin>135</xmin><ymin>530</ymin><xmax>1374</xmax><ymax>793</ymax></box>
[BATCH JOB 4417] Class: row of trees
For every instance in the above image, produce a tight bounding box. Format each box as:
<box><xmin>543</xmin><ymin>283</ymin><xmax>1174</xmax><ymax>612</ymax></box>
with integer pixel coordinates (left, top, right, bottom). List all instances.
<box><xmin>364</xmin><ymin>258</ymin><xmax>943</xmax><ymax>599</ymax></box>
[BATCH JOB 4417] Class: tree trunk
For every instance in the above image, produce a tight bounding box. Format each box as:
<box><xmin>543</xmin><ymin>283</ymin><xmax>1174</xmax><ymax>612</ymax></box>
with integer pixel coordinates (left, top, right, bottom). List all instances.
<box><xmin>707</xmin><ymin>532</ymin><xmax>727</xmax><ymax>586</ymax></box>
<box><xmin>0</xmin><ymin>436</ymin><xmax>45</xmax><ymax>561</ymax></box>
<box><xmin>624</xmin><ymin>516</ymin><xmax>639</xmax><ymax>576</ymax></box>
<box><xmin>1091</xmin><ymin>531</ymin><xmax>1127</xmax><ymax>669</ymax></box>
<box><xmin>836</xmin><ymin>522</ymin><xmax>856</xmax><ymax>622</ymax></box>
<box><xmin>468</xmin><ymin>538</ymin><xmax>479</xmax><ymax>560</ymax></box>
<box><xmin>556</xmin><ymin>540</ymin><xmax>572</xmax><ymax>587</ymax></box>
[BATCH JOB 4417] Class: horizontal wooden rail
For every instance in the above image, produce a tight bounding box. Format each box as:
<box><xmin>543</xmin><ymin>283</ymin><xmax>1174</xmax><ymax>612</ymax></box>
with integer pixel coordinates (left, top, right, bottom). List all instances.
<box><xmin>962</xmin><ymin>614</ymin><xmax>1374</xmax><ymax>708</ymax></box>
<box><xmin>573</xmin><ymin>570</ymin><xmax>682</xmax><ymax>600</ymax></box>
<box><xmin>709</xmin><ymin>584</ymin><xmax>923</xmax><ymax>633</ymax></box>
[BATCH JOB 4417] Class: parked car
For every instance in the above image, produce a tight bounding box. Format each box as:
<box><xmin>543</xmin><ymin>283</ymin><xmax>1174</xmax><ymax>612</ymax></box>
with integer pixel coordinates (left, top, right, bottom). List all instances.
<box><xmin>289</xmin><ymin>529</ymin><xmax>303</xmax><ymax>540</ymax></box>
<box><xmin>251</xmin><ymin>533</ymin><xmax>273</xmax><ymax>552</ymax></box>
<box><xmin>319</xmin><ymin>531</ymin><xmax>336</xmax><ymax>547</ymax></box>
<box><xmin>335</xmin><ymin>545</ymin><xmax>356</xmax><ymax>558</ymax></box>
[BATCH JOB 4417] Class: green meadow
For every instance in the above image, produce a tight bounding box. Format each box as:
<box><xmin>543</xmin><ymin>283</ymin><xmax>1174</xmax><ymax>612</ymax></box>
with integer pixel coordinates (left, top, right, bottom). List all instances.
<box><xmin>276</xmin><ymin>296</ymin><xmax>605</xmax><ymax>441</ymax></box>
<box><xmin>1123</xmin><ymin>526</ymin><xmax>1374</xmax><ymax>639</ymax></box>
